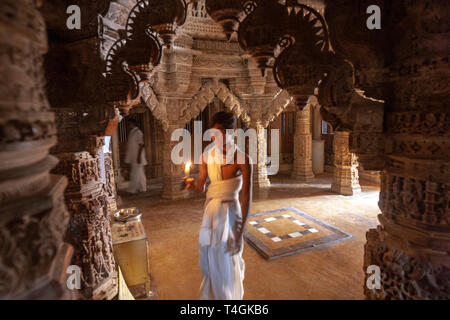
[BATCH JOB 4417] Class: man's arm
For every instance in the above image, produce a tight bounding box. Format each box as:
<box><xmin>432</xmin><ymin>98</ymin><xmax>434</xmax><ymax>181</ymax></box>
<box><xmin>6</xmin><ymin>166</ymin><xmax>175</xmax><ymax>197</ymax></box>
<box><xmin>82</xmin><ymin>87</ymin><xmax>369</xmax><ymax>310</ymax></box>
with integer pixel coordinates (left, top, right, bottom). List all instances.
<box><xmin>237</xmin><ymin>154</ymin><xmax>253</xmax><ymax>238</ymax></box>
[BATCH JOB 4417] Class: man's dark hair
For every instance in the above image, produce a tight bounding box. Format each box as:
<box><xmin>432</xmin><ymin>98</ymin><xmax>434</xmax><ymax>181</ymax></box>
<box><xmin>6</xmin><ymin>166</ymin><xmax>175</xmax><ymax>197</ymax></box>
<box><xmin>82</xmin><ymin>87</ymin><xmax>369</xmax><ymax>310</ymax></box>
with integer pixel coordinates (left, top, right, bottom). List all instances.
<box><xmin>212</xmin><ymin>111</ymin><xmax>237</xmax><ymax>129</ymax></box>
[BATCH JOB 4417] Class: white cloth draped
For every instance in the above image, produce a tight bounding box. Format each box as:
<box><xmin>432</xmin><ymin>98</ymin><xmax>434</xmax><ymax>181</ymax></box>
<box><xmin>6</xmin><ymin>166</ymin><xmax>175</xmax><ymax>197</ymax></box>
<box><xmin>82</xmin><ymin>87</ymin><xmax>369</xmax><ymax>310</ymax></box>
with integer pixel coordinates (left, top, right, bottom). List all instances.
<box><xmin>124</xmin><ymin>127</ymin><xmax>147</xmax><ymax>193</ymax></box>
<box><xmin>124</xmin><ymin>127</ymin><xmax>147</xmax><ymax>166</ymax></box>
<box><xmin>199</xmin><ymin>146</ymin><xmax>245</xmax><ymax>300</ymax></box>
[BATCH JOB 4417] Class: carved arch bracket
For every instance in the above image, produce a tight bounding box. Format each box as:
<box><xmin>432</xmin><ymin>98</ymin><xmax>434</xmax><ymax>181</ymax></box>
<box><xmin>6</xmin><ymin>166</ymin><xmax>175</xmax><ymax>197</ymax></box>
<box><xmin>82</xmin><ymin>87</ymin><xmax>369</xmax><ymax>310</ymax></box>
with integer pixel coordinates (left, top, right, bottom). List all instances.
<box><xmin>140</xmin><ymin>82</ymin><xmax>170</xmax><ymax>131</ymax></box>
<box><xmin>260</xmin><ymin>90</ymin><xmax>293</xmax><ymax>127</ymax></box>
<box><xmin>181</xmin><ymin>80</ymin><xmax>251</xmax><ymax>124</ymax></box>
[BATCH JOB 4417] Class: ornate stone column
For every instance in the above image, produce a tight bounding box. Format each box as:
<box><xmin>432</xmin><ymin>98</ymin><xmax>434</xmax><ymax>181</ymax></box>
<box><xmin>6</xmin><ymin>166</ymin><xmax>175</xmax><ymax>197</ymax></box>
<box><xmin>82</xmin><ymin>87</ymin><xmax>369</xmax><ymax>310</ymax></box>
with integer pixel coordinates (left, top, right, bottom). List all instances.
<box><xmin>42</xmin><ymin>5</ymin><xmax>119</xmax><ymax>299</ymax></box>
<box><xmin>0</xmin><ymin>0</ymin><xmax>72</xmax><ymax>299</ymax></box>
<box><xmin>362</xmin><ymin>1</ymin><xmax>450</xmax><ymax>300</ymax></box>
<box><xmin>162</xmin><ymin>124</ymin><xmax>188</xmax><ymax>200</ymax></box>
<box><xmin>321</xmin><ymin>0</ymin><xmax>450</xmax><ymax>300</ymax></box>
<box><xmin>252</xmin><ymin>122</ymin><xmax>271</xmax><ymax>188</ymax></box>
<box><xmin>292</xmin><ymin>105</ymin><xmax>315</xmax><ymax>182</ymax></box>
<box><xmin>50</xmin><ymin>114</ymin><xmax>118</xmax><ymax>301</ymax></box>
<box><xmin>331</xmin><ymin>131</ymin><xmax>361</xmax><ymax>196</ymax></box>
<box><xmin>54</xmin><ymin>143</ymin><xmax>117</xmax><ymax>300</ymax></box>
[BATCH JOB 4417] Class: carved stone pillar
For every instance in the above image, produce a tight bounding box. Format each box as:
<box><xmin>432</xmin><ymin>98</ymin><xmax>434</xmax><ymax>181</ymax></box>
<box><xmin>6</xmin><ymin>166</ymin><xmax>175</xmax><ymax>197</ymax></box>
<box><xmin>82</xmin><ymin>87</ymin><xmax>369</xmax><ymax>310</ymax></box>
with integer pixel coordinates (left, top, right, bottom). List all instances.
<box><xmin>0</xmin><ymin>0</ymin><xmax>72</xmax><ymax>299</ymax></box>
<box><xmin>162</xmin><ymin>124</ymin><xmax>188</xmax><ymax>200</ymax></box>
<box><xmin>253</xmin><ymin>122</ymin><xmax>271</xmax><ymax>188</ymax></box>
<box><xmin>42</xmin><ymin>12</ymin><xmax>119</xmax><ymax>298</ymax></box>
<box><xmin>362</xmin><ymin>1</ymin><xmax>450</xmax><ymax>300</ymax></box>
<box><xmin>103</xmin><ymin>151</ymin><xmax>118</xmax><ymax>214</ymax></box>
<box><xmin>53</xmin><ymin>144</ymin><xmax>117</xmax><ymax>300</ymax></box>
<box><xmin>292</xmin><ymin>105</ymin><xmax>315</xmax><ymax>182</ymax></box>
<box><xmin>331</xmin><ymin>131</ymin><xmax>361</xmax><ymax>196</ymax></box>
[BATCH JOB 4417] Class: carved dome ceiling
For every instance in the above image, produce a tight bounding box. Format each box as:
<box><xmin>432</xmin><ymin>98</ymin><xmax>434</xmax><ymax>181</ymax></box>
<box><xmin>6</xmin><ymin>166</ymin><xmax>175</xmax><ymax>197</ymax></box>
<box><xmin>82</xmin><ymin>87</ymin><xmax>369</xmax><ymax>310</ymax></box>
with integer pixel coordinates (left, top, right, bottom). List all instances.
<box><xmin>181</xmin><ymin>0</ymin><xmax>231</xmax><ymax>41</ymax></box>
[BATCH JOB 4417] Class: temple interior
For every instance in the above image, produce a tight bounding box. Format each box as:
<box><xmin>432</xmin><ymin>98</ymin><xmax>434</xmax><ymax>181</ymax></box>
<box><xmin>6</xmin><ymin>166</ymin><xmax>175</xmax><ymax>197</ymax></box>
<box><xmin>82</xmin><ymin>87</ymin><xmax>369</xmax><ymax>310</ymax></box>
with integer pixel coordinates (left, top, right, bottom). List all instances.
<box><xmin>1</xmin><ymin>0</ymin><xmax>448</xmax><ymax>300</ymax></box>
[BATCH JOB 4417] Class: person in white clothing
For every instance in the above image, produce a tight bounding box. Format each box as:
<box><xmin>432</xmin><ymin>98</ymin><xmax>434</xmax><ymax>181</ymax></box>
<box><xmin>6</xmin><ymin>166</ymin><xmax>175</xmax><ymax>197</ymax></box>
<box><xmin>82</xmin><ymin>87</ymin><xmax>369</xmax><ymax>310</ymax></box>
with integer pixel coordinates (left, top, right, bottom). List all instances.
<box><xmin>124</xmin><ymin>119</ymin><xmax>147</xmax><ymax>194</ymax></box>
<box><xmin>183</xmin><ymin>112</ymin><xmax>253</xmax><ymax>300</ymax></box>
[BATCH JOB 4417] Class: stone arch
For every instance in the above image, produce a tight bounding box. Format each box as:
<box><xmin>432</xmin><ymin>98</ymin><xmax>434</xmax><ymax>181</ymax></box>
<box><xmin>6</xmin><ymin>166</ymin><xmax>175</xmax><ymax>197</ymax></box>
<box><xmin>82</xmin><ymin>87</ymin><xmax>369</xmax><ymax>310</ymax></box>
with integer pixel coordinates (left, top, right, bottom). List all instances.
<box><xmin>180</xmin><ymin>80</ymin><xmax>251</xmax><ymax>124</ymax></box>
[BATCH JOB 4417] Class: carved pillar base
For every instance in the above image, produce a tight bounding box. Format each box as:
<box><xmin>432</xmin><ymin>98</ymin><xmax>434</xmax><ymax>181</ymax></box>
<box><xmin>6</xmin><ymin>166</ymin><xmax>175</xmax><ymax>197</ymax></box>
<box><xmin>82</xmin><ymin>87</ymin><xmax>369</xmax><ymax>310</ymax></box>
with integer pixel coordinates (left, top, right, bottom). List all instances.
<box><xmin>292</xmin><ymin>153</ymin><xmax>315</xmax><ymax>182</ymax></box>
<box><xmin>162</xmin><ymin>175</ymin><xmax>188</xmax><ymax>200</ymax></box>
<box><xmin>292</xmin><ymin>106</ymin><xmax>315</xmax><ymax>182</ymax></box>
<box><xmin>364</xmin><ymin>222</ymin><xmax>450</xmax><ymax>300</ymax></box>
<box><xmin>331</xmin><ymin>131</ymin><xmax>361</xmax><ymax>196</ymax></box>
<box><xmin>332</xmin><ymin>166</ymin><xmax>361</xmax><ymax>196</ymax></box>
<box><xmin>54</xmin><ymin>151</ymin><xmax>117</xmax><ymax>300</ymax></box>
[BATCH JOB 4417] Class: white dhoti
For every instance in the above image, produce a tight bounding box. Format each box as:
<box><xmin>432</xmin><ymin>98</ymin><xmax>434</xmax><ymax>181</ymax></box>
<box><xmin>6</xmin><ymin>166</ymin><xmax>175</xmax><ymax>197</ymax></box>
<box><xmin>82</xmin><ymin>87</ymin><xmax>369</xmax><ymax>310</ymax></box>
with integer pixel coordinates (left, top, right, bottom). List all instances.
<box><xmin>199</xmin><ymin>175</ymin><xmax>245</xmax><ymax>300</ymax></box>
<box><xmin>127</xmin><ymin>163</ymin><xmax>147</xmax><ymax>193</ymax></box>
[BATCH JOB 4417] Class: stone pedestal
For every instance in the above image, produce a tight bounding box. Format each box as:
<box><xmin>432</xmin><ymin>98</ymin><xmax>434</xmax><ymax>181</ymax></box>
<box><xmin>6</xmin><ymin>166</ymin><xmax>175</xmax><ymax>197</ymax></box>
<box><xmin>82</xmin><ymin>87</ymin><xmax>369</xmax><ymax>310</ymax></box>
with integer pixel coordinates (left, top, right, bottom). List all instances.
<box><xmin>331</xmin><ymin>131</ymin><xmax>361</xmax><ymax>196</ymax></box>
<box><xmin>292</xmin><ymin>106</ymin><xmax>315</xmax><ymax>182</ymax></box>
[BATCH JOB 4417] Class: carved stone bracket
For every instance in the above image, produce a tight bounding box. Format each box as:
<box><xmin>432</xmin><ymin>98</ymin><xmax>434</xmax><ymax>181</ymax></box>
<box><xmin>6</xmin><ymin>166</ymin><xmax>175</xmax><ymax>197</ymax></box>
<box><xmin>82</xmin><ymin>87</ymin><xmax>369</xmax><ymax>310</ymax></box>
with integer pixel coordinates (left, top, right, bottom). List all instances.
<box><xmin>140</xmin><ymin>82</ymin><xmax>170</xmax><ymax>131</ymax></box>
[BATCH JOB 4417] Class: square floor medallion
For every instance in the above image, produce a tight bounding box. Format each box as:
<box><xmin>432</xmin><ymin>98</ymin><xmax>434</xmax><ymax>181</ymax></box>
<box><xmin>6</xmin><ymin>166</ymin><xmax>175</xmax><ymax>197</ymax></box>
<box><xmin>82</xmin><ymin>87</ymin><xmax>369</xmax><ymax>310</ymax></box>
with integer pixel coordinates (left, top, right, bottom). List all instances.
<box><xmin>244</xmin><ymin>207</ymin><xmax>354</xmax><ymax>261</ymax></box>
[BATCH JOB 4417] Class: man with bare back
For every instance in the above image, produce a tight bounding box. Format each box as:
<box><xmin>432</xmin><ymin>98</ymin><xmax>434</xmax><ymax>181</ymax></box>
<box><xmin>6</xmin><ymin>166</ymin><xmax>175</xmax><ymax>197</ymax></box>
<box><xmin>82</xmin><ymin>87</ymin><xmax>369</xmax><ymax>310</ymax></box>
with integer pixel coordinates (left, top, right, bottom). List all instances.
<box><xmin>184</xmin><ymin>111</ymin><xmax>253</xmax><ymax>300</ymax></box>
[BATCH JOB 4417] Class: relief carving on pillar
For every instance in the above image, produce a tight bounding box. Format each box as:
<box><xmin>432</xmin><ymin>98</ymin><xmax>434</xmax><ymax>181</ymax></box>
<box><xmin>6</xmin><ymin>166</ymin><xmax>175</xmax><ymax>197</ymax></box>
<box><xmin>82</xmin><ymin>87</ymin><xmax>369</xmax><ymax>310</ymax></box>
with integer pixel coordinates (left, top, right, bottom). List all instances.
<box><xmin>54</xmin><ymin>152</ymin><xmax>117</xmax><ymax>299</ymax></box>
<box><xmin>355</xmin><ymin>0</ymin><xmax>450</xmax><ymax>300</ymax></box>
<box><xmin>0</xmin><ymin>177</ymin><xmax>70</xmax><ymax>299</ymax></box>
<box><xmin>364</xmin><ymin>228</ymin><xmax>450</xmax><ymax>300</ymax></box>
<box><xmin>379</xmin><ymin>174</ymin><xmax>450</xmax><ymax>228</ymax></box>
<box><xmin>104</xmin><ymin>153</ymin><xmax>118</xmax><ymax>213</ymax></box>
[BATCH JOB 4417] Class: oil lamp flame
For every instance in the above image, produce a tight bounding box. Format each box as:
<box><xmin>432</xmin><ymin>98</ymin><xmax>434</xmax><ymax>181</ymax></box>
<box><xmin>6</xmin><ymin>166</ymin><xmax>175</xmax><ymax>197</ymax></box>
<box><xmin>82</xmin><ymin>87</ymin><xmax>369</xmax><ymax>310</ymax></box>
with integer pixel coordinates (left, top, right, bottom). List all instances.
<box><xmin>184</xmin><ymin>161</ymin><xmax>192</xmax><ymax>175</ymax></box>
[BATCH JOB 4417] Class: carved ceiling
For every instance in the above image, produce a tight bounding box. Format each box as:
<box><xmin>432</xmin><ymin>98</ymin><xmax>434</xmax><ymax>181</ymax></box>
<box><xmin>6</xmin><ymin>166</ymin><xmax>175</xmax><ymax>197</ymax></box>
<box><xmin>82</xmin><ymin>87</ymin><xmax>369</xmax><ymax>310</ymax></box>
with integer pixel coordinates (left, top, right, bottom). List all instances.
<box><xmin>41</xmin><ymin>0</ymin><xmax>389</xmax><ymax>168</ymax></box>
